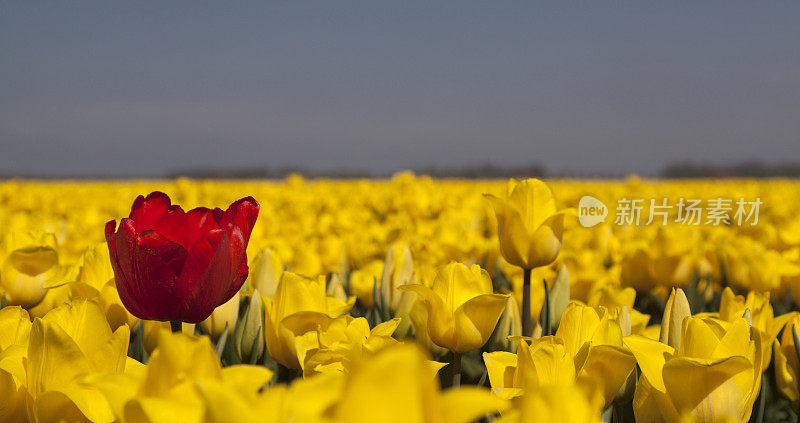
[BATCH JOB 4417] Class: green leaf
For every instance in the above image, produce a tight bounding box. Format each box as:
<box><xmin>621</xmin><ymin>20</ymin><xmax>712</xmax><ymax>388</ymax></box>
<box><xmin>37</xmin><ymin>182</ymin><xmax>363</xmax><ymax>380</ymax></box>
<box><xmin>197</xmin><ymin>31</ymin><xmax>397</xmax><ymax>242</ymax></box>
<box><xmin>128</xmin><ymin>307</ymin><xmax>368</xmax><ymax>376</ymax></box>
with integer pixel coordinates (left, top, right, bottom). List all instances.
<box><xmin>215</xmin><ymin>323</ymin><xmax>229</xmax><ymax>359</ymax></box>
<box><xmin>540</xmin><ymin>278</ymin><xmax>551</xmax><ymax>337</ymax></box>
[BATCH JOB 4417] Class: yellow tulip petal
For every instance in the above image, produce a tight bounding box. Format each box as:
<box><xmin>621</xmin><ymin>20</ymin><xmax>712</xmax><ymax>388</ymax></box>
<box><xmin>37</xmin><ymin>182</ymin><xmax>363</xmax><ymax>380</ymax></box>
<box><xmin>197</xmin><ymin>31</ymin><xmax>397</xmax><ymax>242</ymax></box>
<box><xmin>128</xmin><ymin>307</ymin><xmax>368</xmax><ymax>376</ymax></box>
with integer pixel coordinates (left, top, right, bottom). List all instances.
<box><xmin>453</xmin><ymin>294</ymin><xmax>509</xmax><ymax>353</ymax></box>
<box><xmin>483</xmin><ymin>351</ymin><xmax>518</xmax><ymax>390</ymax></box>
<box><xmin>440</xmin><ymin>386</ymin><xmax>509</xmax><ymax>423</ymax></box>
<box><xmin>623</xmin><ymin>335</ymin><xmax>674</xmax><ymax>391</ymax></box>
<box><xmin>661</xmin><ymin>356</ymin><xmax>753</xmax><ymax>420</ymax></box>
<box><xmin>577</xmin><ymin>345</ymin><xmax>636</xmax><ymax>408</ymax></box>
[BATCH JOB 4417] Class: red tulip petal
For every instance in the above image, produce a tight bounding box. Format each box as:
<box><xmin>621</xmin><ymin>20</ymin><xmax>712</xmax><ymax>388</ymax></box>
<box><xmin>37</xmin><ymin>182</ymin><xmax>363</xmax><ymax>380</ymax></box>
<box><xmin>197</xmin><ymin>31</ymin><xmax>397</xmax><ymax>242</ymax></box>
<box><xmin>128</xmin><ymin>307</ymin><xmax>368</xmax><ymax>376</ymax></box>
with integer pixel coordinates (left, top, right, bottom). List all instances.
<box><xmin>133</xmin><ymin>230</ymin><xmax>190</xmax><ymax>320</ymax></box>
<box><xmin>112</xmin><ymin>219</ymin><xmax>147</xmax><ymax>318</ymax></box>
<box><xmin>129</xmin><ymin>192</ymin><xmax>184</xmax><ymax>231</ymax></box>
<box><xmin>154</xmin><ymin>207</ymin><xmax>221</xmax><ymax>250</ymax></box>
<box><xmin>105</xmin><ymin>219</ymin><xmax>146</xmax><ymax>320</ymax></box>
<box><xmin>175</xmin><ymin>228</ymin><xmax>229</xmax><ymax>322</ymax></box>
<box><xmin>221</xmin><ymin>196</ymin><xmax>259</xmax><ymax>244</ymax></box>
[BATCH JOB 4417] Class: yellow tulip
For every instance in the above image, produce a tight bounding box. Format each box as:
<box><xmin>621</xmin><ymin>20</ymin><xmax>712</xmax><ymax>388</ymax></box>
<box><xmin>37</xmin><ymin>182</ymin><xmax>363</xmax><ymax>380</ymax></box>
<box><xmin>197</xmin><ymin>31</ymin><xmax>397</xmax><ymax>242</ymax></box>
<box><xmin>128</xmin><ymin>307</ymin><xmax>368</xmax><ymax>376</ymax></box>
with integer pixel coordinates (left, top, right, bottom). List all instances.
<box><xmin>485</xmin><ymin>178</ymin><xmax>572</xmax><ymax>270</ymax></box>
<box><xmin>91</xmin><ymin>330</ymin><xmax>272</xmax><ymax>423</ymax></box>
<box><xmin>398</xmin><ymin>262</ymin><xmax>508</xmax><ymax>353</ymax></box>
<box><xmin>587</xmin><ymin>284</ymin><xmax>651</xmax><ymax>334</ymax></box>
<box><xmin>333</xmin><ymin>344</ymin><xmax>508</xmax><ymax>423</ymax></box>
<box><xmin>379</xmin><ymin>244</ymin><xmax>418</xmax><ymax>336</ymax></box>
<box><xmin>555</xmin><ymin>302</ymin><xmax>637</xmax><ymax>408</ymax></box>
<box><xmin>660</xmin><ymin>288</ymin><xmax>692</xmax><ymax>349</ymax></box>
<box><xmin>0</xmin><ymin>231</ymin><xmax>63</xmax><ymax>308</ymax></box>
<box><xmin>773</xmin><ymin>314</ymin><xmax>800</xmax><ymax>401</ymax></box>
<box><xmin>263</xmin><ymin>271</ymin><xmax>354</xmax><ymax>368</ymax></box>
<box><xmin>625</xmin><ymin>316</ymin><xmax>763</xmax><ymax>422</ymax></box>
<box><xmin>484</xmin><ymin>336</ymin><xmax>576</xmax><ymax>399</ymax></box>
<box><xmin>496</xmin><ymin>384</ymin><xmax>603</xmax><ymax>423</ymax></box>
<box><xmin>249</xmin><ymin>248</ymin><xmax>283</xmax><ymax>298</ymax></box>
<box><xmin>26</xmin><ymin>300</ymin><xmax>130</xmax><ymax>423</ymax></box>
<box><xmin>348</xmin><ymin>260</ymin><xmax>383</xmax><ymax>308</ymax></box>
<box><xmin>294</xmin><ymin>316</ymin><xmax>400</xmax><ymax>376</ymax></box>
<box><xmin>712</xmin><ymin>286</ymin><xmax>795</xmax><ymax>372</ymax></box>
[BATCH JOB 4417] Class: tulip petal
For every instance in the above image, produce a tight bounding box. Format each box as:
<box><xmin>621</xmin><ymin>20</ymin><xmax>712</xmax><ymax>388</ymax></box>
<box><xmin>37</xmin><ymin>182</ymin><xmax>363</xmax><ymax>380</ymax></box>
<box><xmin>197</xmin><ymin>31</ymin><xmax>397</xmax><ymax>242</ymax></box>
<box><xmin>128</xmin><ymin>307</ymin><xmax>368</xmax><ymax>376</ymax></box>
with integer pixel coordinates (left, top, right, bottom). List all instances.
<box><xmin>576</xmin><ymin>345</ymin><xmax>636</xmax><ymax>408</ymax></box>
<box><xmin>398</xmin><ymin>284</ymin><xmax>456</xmax><ymax>351</ymax></box>
<box><xmin>482</xmin><ymin>351</ymin><xmax>518</xmax><ymax>390</ymax></box>
<box><xmin>195</xmin><ymin>381</ymin><xmax>261</xmax><ymax>423</ymax></box>
<box><xmin>508</xmin><ymin>179</ymin><xmax>557</xmax><ymax>233</ymax></box>
<box><xmin>773</xmin><ymin>338</ymin><xmax>799</xmax><ymax>401</ymax></box>
<box><xmin>440</xmin><ymin>386</ymin><xmax>509</xmax><ymax>423</ymax></box>
<box><xmin>555</xmin><ymin>303</ymin><xmax>601</xmax><ymax>356</ymax></box>
<box><xmin>453</xmin><ymin>294</ymin><xmax>509</xmax><ymax>353</ymax></box>
<box><xmin>527</xmin><ymin>212</ymin><xmax>565</xmax><ymax>268</ymax></box>
<box><xmin>623</xmin><ymin>335</ymin><xmax>674</xmax><ymax>391</ymax></box>
<box><xmin>662</xmin><ymin>355</ymin><xmax>752</xmax><ymax>420</ymax></box>
<box><xmin>221</xmin><ymin>365</ymin><xmax>274</xmax><ymax>396</ymax></box>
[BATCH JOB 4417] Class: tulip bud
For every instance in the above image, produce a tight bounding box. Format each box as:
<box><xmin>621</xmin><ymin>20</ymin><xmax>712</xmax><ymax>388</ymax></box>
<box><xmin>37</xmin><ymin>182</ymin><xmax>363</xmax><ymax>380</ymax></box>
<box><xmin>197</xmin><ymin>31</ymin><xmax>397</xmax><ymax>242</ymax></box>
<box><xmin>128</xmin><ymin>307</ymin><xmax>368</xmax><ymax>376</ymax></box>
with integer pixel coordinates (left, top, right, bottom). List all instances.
<box><xmin>548</xmin><ymin>265</ymin><xmax>570</xmax><ymax>329</ymax></box>
<box><xmin>379</xmin><ymin>245</ymin><xmax>414</xmax><ymax>314</ymax></box>
<box><xmin>659</xmin><ymin>288</ymin><xmax>691</xmax><ymax>349</ymax></box>
<box><xmin>233</xmin><ymin>291</ymin><xmax>265</xmax><ymax>364</ymax></box>
<box><xmin>326</xmin><ymin>273</ymin><xmax>348</xmax><ymax>302</ymax></box>
<box><xmin>490</xmin><ymin>295</ymin><xmax>523</xmax><ymax>352</ymax></box>
<box><xmin>251</xmin><ymin>248</ymin><xmax>283</xmax><ymax>298</ymax></box>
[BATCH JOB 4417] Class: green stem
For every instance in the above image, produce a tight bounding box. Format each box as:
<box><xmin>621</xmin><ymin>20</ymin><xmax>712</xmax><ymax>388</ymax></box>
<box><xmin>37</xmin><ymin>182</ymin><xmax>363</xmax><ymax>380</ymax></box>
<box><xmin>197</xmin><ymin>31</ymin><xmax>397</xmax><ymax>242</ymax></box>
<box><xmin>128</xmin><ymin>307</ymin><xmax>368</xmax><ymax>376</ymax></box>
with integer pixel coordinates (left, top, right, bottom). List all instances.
<box><xmin>522</xmin><ymin>268</ymin><xmax>532</xmax><ymax>337</ymax></box>
<box><xmin>452</xmin><ymin>352</ymin><xmax>462</xmax><ymax>388</ymax></box>
<box><xmin>170</xmin><ymin>320</ymin><xmax>182</xmax><ymax>333</ymax></box>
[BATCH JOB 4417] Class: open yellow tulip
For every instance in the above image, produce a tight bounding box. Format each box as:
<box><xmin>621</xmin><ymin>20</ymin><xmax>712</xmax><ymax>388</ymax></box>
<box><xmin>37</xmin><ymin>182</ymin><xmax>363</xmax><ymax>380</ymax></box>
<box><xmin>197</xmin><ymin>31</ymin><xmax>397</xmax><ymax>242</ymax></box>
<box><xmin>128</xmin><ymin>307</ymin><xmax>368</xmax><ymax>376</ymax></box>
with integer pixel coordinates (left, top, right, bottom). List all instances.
<box><xmin>625</xmin><ymin>316</ymin><xmax>763</xmax><ymax>422</ymax></box>
<box><xmin>263</xmin><ymin>271</ymin><xmax>354</xmax><ymax>369</ymax></box>
<box><xmin>0</xmin><ymin>231</ymin><xmax>63</xmax><ymax>308</ymax></box>
<box><xmin>398</xmin><ymin>262</ymin><xmax>508</xmax><ymax>354</ymax></box>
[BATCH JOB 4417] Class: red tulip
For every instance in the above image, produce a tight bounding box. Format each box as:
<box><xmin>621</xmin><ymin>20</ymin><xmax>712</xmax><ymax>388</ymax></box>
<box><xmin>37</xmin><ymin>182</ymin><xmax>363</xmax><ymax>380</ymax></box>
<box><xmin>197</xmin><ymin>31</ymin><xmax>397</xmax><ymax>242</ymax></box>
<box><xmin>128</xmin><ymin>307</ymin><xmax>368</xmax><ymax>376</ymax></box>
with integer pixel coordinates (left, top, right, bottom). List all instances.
<box><xmin>105</xmin><ymin>192</ymin><xmax>259</xmax><ymax>323</ymax></box>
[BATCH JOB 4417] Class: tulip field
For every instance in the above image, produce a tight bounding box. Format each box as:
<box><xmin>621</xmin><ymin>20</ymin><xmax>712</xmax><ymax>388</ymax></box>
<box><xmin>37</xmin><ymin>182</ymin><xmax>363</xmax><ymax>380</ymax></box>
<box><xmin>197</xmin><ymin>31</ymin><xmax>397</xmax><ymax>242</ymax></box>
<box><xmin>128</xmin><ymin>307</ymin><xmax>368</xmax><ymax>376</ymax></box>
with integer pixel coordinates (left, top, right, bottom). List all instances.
<box><xmin>3</xmin><ymin>175</ymin><xmax>800</xmax><ymax>422</ymax></box>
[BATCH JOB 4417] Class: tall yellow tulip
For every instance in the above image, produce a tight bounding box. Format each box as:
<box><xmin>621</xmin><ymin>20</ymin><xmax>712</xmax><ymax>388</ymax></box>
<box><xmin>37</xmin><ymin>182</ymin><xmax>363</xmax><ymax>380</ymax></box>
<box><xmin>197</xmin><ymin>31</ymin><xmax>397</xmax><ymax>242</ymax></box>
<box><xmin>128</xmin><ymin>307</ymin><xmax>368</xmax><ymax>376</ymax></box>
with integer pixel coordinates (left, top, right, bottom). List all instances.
<box><xmin>485</xmin><ymin>178</ymin><xmax>572</xmax><ymax>336</ymax></box>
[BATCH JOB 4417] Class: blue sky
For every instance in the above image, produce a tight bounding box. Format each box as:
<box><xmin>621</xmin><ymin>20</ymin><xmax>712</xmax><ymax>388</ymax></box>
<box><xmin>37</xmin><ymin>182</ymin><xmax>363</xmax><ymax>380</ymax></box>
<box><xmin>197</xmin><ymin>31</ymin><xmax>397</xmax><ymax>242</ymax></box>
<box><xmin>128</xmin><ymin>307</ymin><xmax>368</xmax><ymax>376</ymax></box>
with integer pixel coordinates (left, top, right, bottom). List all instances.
<box><xmin>2</xmin><ymin>1</ymin><xmax>799</xmax><ymax>176</ymax></box>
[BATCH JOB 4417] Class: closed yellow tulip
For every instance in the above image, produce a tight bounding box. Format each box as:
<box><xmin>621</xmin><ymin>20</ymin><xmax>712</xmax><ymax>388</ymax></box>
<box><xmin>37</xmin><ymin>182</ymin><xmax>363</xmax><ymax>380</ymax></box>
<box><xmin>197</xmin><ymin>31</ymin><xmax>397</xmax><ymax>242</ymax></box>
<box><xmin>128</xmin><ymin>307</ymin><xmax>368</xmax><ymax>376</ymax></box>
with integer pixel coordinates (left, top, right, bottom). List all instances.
<box><xmin>398</xmin><ymin>262</ymin><xmax>508</xmax><ymax>353</ymax></box>
<box><xmin>485</xmin><ymin>179</ymin><xmax>572</xmax><ymax>270</ymax></box>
